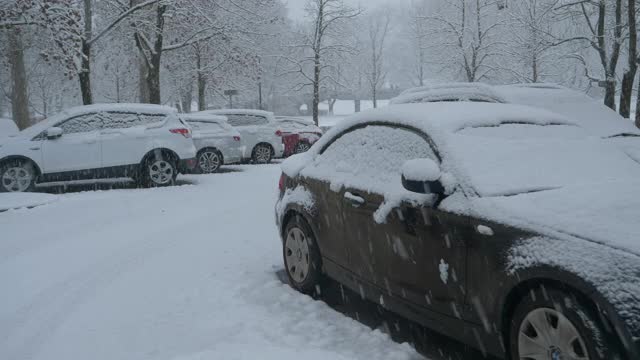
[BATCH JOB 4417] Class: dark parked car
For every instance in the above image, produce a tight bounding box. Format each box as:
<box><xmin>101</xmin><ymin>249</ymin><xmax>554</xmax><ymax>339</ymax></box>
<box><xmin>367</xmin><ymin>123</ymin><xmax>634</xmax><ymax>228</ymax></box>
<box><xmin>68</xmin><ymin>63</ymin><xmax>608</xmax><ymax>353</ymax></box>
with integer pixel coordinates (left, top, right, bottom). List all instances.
<box><xmin>275</xmin><ymin>102</ymin><xmax>640</xmax><ymax>360</ymax></box>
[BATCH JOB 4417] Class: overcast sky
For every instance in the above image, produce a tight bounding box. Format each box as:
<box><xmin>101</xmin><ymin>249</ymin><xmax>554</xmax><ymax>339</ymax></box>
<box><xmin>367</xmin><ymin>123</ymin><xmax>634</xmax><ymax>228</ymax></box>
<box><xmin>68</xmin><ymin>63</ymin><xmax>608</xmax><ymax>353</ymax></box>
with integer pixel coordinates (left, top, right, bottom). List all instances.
<box><xmin>285</xmin><ymin>0</ymin><xmax>412</xmax><ymax>20</ymax></box>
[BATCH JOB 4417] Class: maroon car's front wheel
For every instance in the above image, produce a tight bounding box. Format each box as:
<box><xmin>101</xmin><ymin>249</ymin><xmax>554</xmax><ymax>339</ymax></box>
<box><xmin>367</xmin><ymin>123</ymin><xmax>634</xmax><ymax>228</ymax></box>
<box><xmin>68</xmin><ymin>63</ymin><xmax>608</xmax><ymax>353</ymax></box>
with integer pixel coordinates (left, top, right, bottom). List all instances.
<box><xmin>283</xmin><ymin>215</ymin><xmax>323</xmax><ymax>296</ymax></box>
<box><xmin>509</xmin><ymin>287</ymin><xmax>622</xmax><ymax>360</ymax></box>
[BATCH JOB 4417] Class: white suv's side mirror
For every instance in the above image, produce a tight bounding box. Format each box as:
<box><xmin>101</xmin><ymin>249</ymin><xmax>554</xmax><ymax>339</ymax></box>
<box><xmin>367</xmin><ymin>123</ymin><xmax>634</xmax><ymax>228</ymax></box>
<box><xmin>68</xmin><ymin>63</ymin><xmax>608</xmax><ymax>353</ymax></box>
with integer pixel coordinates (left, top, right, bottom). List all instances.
<box><xmin>401</xmin><ymin>158</ymin><xmax>445</xmax><ymax>196</ymax></box>
<box><xmin>46</xmin><ymin>127</ymin><xmax>63</xmax><ymax>139</ymax></box>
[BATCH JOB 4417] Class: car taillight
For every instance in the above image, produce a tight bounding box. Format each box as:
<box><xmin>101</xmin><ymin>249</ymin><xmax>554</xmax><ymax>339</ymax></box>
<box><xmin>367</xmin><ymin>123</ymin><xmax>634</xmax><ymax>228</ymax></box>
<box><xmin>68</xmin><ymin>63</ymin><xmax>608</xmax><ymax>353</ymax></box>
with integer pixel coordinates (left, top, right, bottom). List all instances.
<box><xmin>275</xmin><ymin>130</ymin><xmax>283</xmax><ymax>137</ymax></box>
<box><xmin>279</xmin><ymin>173</ymin><xmax>286</xmax><ymax>191</ymax></box>
<box><xmin>233</xmin><ymin>136</ymin><xmax>241</xmax><ymax>142</ymax></box>
<box><xmin>170</xmin><ymin>128</ymin><xmax>191</xmax><ymax>138</ymax></box>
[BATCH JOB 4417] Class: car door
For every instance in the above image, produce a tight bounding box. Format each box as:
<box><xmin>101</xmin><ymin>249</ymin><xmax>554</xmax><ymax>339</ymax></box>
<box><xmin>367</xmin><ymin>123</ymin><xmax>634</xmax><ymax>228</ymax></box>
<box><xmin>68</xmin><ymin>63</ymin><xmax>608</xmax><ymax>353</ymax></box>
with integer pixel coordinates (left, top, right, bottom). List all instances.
<box><xmin>323</xmin><ymin>124</ymin><xmax>468</xmax><ymax>318</ymax></box>
<box><xmin>41</xmin><ymin>113</ymin><xmax>102</xmax><ymax>175</ymax></box>
<box><xmin>377</xmin><ymin>203</ymin><xmax>470</xmax><ymax>317</ymax></box>
<box><xmin>226</xmin><ymin>114</ymin><xmax>265</xmax><ymax>157</ymax></box>
<box><xmin>100</xmin><ymin>112</ymin><xmax>165</xmax><ymax>169</ymax></box>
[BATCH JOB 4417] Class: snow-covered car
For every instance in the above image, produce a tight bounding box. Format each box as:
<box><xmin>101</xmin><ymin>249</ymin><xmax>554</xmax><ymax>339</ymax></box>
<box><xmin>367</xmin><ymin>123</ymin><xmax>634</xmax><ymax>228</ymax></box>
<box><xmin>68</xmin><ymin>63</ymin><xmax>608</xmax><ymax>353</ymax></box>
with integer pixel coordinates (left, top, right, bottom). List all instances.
<box><xmin>0</xmin><ymin>118</ymin><xmax>19</xmax><ymax>139</ymax></box>
<box><xmin>391</xmin><ymin>82</ymin><xmax>507</xmax><ymax>105</ymax></box>
<box><xmin>276</xmin><ymin>102</ymin><xmax>640</xmax><ymax>360</ymax></box>
<box><xmin>0</xmin><ymin>104</ymin><xmax>197</xmax><ymax>192</ymax></box>
<box><xmin>181</xmin><ymin>114</ymin><xmax>243</xmax><ymax>173</ymax></box>
<box><xmin>275</xmin><ymin>116</ymin><xmax>323</xmax><ymax>157</ymax></box>
<box><xmin>198</xmin><ymin>109</ymin><xmax>284</xmax><ymax>163</ymax></box>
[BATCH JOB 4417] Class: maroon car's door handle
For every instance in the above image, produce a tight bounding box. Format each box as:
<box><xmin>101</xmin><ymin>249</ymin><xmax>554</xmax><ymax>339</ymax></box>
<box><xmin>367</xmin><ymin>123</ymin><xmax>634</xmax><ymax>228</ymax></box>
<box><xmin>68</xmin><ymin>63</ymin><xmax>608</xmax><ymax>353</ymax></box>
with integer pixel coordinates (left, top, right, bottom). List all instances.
<box><xmin>344</xmin><ymin>192</ymin><xmax>365</xmax><ymax>207</ymax></box>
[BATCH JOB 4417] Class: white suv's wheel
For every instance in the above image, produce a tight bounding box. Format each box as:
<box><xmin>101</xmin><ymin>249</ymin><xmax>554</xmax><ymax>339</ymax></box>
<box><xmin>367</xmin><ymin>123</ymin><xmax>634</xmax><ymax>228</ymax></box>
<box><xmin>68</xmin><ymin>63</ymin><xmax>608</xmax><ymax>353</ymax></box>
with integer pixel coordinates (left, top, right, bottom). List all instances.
<box><xmin>197</xmin><ymin>150</ymin><xmax>222</xmax><ymax>174</ymax></box>
<box><xmin>140</xmin><ymin>155</ymin><xmax>177</xmax><ymax>187</ymax></box>
<box><xmin>0</xmin><ymin>160</ymin><xmax>36</xmax><ymax>193</ymax></box>
<box><xmin>252</xmin><ymin>144</ymin><xmax>272</xmax><ymax>164</ymax></box>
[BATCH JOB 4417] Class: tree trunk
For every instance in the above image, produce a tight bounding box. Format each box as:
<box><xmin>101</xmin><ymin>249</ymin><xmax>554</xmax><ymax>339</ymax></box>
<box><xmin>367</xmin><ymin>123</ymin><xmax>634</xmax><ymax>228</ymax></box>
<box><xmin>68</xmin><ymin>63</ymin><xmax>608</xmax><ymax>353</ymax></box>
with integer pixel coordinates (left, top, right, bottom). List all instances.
<box><xmin>604</xmin><ymin>79</ymin><xmax>617</xmax><ymax>111</ymax></box>
<box><xmin>181</xmin><ymin>83</ymin><xmax>193</xmax><ymax>113</ymax></box>
<box><xmin>8</xmin><ymin>29</ymin><xmax>30</xmax><ymax>130</ymax></box>
<box><xmin>355</xmin><ymin>99</ymin><xmax>361</xmax><ymax>113</ymax></box>
<box><xmin>312</xmin><ymin>53</ymin><xmax>321</xmax><ymax>126</ymax></box>
<box><xmin>79</xmin><ymin>40</ymin><xmax>93</xmax><ymax>105</ymax></box>
<box><xmin>141</xmin><ymin>5</ymin><xmax>166</xmax><ymax>105</ymax></box>
<box><xmin>196</xmin><ymin>49</ymin><xmax>206</xmax><ymax>111</ymax></box>
<box><xmin>138</xmin><ymin>55</ymin><xmax>150</xmax><ymax>103</ymax></box>
<box><xmin>636</xmin><ymin>72</ymin><xmax>640</xmax><ymax>128</ymax></box>
<box><xmin>621</xmin><ymin>0</ymin><xmax>637</xmax><ymax>119</ymax></box>
<box><xmin>79</xmin><ymin>0</ymin><xmax>93</xmax><ymax>105</ymax></box>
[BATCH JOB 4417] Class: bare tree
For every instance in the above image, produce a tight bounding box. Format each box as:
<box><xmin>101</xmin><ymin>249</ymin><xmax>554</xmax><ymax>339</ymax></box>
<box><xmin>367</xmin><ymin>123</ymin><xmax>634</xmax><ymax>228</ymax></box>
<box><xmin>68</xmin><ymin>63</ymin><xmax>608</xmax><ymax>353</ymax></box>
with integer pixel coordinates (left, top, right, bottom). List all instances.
<box><xmin>364</xmin><ymin>10</ymin><xmax>391</xmax><ymax>108</ymax></box>
<box><xmin>423</xmin><ymin>0</ymin><xmax>505</xmax><ymax>82</ymax></box>
<box><xmin>284</xmin><ymin>0</ymin><xmax>360</xmax><ymax>125</ymax></box>
<box><xmin>7</xmin><ymin>29</ymin><xmax>29</xmax><ymax>129</ymax></box>
<box><xmin>621</xmin><ymin>0</ymin><xmax>638</xmax><ymax>119</ymax></box>
<box><xmin>506</xmin><ymin>0</ymin><xmax>561</xmax><ymax>83</ymax></box>
<box><xmin>554</xmin><ymin>0</ymin><xmax>625</xmax><ymax>110</ymax></box>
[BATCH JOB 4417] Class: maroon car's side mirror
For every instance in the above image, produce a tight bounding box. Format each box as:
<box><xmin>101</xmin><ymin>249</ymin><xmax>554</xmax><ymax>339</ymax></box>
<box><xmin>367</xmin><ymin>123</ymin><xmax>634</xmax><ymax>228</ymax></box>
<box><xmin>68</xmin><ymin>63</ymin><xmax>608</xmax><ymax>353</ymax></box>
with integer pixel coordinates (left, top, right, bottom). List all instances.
<box><xmin>401</xmin><ymin>158</ymin><xmax>445</xmax><ymax>196</ymax></box>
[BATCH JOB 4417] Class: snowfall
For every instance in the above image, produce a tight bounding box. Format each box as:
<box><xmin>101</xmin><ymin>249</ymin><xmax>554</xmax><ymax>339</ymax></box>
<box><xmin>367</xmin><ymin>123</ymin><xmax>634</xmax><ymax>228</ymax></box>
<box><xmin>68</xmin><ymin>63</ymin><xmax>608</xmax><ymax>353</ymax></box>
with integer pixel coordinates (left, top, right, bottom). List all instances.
<box><xmin>0</xmin><ymin>164</ymin><xmax>423</xmax><ymax>360</ymax></box>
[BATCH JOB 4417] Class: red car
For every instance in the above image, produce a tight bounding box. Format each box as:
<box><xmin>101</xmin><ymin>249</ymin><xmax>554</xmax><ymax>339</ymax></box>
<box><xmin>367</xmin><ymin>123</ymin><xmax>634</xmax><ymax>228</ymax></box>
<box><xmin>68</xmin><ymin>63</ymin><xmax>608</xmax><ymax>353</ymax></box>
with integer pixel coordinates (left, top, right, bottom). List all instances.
<box><xmin>276</xmin><ymin>117</ymin><xmax>323</xmax><ymax>157</ymax></box>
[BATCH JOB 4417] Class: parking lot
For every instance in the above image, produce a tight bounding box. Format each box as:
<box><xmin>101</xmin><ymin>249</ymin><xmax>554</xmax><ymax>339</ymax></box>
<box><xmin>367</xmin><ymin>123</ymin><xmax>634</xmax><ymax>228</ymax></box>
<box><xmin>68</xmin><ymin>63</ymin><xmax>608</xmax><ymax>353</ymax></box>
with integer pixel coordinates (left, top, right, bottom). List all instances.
<box><xmin>0</xmin><ymin>164</ymin><xmax>439</xmax><ymax>360</ymax></box>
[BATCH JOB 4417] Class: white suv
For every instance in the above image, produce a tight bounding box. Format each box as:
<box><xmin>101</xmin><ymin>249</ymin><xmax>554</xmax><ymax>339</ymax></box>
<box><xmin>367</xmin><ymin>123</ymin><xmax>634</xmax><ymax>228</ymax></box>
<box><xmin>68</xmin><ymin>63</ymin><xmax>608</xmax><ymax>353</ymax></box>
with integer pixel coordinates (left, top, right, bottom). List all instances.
<box><xmin>0</xmin><ymin>104</ymin><xmax>197</xmax><ymax>192</ymax></box>
<box><xmin>198</xmin><ymin>109</ymin><xmax>284</xmax><ymax>163</ymax></box>
<box><xmin>181</xmin><ymin>114</ymin><xmax>244</xmax><ymax>173</ymax></box>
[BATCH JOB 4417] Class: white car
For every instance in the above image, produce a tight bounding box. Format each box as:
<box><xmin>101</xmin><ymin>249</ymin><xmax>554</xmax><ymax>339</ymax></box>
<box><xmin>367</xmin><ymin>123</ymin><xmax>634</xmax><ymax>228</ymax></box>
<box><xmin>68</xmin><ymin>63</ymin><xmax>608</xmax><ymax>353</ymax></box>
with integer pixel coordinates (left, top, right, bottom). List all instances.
<box><xmin>181</xmin><ymin>114</ymin><xmax>244</xmax><ymax>173</ymax></box>
<box><xmin>198</xmin><ymin>109</ymin><xmax>284</xmax><ymax>163</ymax></box>
<box><xmin>0</xmin><ymin>104</ymin><xmax>197</xmax><ymax>192</ymax></box>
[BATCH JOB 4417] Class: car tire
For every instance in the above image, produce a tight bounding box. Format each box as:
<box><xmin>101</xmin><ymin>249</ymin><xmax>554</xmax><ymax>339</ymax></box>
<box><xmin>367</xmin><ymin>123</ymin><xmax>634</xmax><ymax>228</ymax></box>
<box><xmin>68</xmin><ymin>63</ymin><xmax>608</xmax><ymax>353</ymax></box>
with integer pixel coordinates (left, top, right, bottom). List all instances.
<box><xmin>294</xmin><ymin>141</ymin><xmax>311</xmax><ymax>154</ymax></box>
<box><xmin>283</xmin><ymin>215</ymin><xmax>323</xmax><ymax>296</ymax></box>
<box><xmin>0</xmin><ymin>159</ymin><xmax>37</xmax><ymax>193</ymax></box>
<box><xmin>196</xmin><ymin>149</ymin><xmax>222</xmax><ymax>174</ymax></box>
<box><xmin>139</xmin><ymin>153</ymin><xmax>177</xmax><ymax>188</ymax></box>
<box><xmin>509</xmin><ymin>286</ymin><xmax>622</xmax><ymax>360</ymax></box>
<box><xmin>252</xmin><ymin>144</ymin><xmax>272</xmax><ymax>164</ymax></box>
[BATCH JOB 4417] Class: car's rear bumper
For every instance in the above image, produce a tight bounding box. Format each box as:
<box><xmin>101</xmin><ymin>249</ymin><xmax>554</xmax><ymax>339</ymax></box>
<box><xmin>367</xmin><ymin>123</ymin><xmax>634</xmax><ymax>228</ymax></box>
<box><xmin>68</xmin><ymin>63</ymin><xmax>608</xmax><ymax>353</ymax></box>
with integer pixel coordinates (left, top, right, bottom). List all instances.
<box><xmin>177</xmin><ymin>157</ymin><xmax>197</xmax><ymax>173</ymax></box>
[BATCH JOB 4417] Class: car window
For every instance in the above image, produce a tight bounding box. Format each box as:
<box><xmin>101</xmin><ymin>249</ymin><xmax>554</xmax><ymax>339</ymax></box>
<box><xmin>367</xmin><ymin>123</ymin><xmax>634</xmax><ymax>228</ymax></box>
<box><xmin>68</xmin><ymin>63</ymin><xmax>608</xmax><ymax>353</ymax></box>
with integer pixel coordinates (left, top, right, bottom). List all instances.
<box><xmin>226</xmin><ymin>114</ymin><xmax>268</xmax><ymax>127</ymax></box>
<box><xmin>102</xmin><ymin>112</ymin><xmax>166</xmax><ymax>129</ymax></box>
<box><xmin>58</xmin><ymin>113</ymin><xmax>102</xmax><ymax>134</ymax></box>
<box><xmin>302</xmin><ymin>125</ymin><xmax>437</xmax><ymax>194</ymax></box>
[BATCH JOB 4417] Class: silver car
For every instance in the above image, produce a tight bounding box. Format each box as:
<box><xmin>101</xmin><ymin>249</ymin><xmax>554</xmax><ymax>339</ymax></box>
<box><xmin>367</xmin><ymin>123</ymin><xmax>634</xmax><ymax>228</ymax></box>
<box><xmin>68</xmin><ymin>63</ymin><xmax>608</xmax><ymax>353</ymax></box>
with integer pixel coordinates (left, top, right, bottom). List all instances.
<box><xmin>181</xmin><ymin>114</ymin><xmax>244</xmax><ymax>173</ymax></box>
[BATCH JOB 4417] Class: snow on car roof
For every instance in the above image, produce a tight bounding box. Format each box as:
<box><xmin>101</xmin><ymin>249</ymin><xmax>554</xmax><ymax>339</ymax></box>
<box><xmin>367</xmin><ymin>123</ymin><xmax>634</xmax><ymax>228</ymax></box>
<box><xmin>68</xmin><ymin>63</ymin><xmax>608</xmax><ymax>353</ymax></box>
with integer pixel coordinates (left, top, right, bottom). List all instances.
<box><xmin>400</xmin><ymin>82</ymin><xmax>497</xmax><ymax>96</ymax></box>
<box><xmin>390</xmin><ymin>86</ymin><xmax>507</xmax><ymax>105</ymax></box>
<box><xmin>18</xmin><ymin>103</ymin><xmax>178</xmax><ymax>138</ymax></box>
<box><xmin>181</xmin><ymin>114</ymin><xmax>228</xmax><ymax>123</ymax></box>
<box><xmin>201</xmin><ymin>109</ymin><xmax>274</xmax><ymax>118</ymax></box>
<box><xmin>275</xmin><ymin>116</ymin><xmax>315</xmax><ymax>125</ymax></box>
<box><xmin>495</xmin><ymin>85</ymin><xmax>640</xmax><ymax>137</ymax></box>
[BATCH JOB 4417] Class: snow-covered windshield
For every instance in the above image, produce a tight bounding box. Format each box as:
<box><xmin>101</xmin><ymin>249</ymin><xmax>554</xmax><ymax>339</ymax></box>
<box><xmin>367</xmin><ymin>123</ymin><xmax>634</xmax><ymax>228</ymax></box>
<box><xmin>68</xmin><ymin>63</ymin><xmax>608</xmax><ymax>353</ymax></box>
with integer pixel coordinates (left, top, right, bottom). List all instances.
<box><xmin>450</xmin><ymin>124</ymin><xmax>640</xmax><ymax>197</ymax></box>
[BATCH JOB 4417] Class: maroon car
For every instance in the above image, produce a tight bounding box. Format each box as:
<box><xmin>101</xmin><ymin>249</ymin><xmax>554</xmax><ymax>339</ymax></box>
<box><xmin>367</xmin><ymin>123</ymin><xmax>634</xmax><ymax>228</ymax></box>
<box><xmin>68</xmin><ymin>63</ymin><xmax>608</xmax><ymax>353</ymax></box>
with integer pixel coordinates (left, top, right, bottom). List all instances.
<box><xmin>275</xmin><ymin>117</ymin><xmax>323</xmax><ymax>157</ymax></box>
<box><xmin>276</xmin><ymin>102</ymin><xmax>640</xmax><ymax>360</ymax></box>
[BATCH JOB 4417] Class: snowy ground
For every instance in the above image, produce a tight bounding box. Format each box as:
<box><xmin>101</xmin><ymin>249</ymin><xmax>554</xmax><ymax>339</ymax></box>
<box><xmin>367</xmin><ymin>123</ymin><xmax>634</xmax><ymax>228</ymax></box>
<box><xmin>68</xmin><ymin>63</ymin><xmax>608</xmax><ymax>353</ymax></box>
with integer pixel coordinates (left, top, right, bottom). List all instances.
<box><xmin>0</xmin><ymin>164</ymin><xmax>425</xmax><ymax>360</ymax></box>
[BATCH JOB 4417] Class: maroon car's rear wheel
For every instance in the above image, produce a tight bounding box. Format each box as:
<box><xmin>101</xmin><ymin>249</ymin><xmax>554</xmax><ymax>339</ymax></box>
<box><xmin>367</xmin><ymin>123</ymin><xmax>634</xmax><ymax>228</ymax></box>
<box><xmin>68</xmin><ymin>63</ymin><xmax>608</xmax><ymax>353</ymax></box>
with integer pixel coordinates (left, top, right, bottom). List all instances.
<box><xmin>283</xmin><ymin>215</ymin><xmax>323</xmax><ymax>296</ymax></box>
<box><xmin>509</xmin><ymin>286</ymin><xmax>622</xmax><ymax>360</ymax></box>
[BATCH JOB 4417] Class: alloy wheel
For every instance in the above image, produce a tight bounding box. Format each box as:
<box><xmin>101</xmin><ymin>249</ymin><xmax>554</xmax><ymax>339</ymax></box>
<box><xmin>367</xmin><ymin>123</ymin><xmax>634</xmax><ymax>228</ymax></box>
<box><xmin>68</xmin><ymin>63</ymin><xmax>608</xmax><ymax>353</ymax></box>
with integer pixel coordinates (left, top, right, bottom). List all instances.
<box><xmin>1</xmin><ymin>166</ymin><xmax>32</xmax><ymax>192</ymax></box>
<box><xmin>148</xmin><ymin>160</ymin><xmax>174</xmax><ymax>185</ymax></box>
<box><xmin>198</xmin><ymin>151</ymin><xmax>221</xmax><ymax>173</ymax></box>
<box><xmin>254</xmin><ymin>146</ymin><xmax>271</xmax><ymax>163</ymax></box>
<box><xmin>295</xmin><ymin>142</ymin><xmax>311</xmax><ymax>154</ymax></box>
<box><xmin>518</xmin><ymin>308</ymin><xmax>589</xmax><ymax>360</ymax></box>
<box><xmin>285</xmin><ymin>227</ymin><xmax>310</xmax><ymax>284</ymax></box>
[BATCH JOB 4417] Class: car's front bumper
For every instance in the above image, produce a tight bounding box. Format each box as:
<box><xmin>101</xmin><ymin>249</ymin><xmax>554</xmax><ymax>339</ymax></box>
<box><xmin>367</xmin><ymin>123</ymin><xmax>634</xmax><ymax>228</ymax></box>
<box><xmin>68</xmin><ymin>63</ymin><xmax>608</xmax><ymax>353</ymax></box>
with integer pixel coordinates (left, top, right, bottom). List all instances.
<box><xmin>177</xmin><ymin>157</ymin><xmax>197</xmax><ymax>173</ymax></box>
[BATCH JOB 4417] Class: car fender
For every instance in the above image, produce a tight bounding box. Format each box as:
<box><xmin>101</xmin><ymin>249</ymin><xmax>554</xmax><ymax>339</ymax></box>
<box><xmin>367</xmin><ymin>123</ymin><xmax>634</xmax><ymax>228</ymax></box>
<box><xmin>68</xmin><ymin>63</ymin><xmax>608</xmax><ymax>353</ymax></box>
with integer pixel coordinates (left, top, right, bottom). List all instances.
<box><xmin>0</xmin><ymin>154</ymin><xmax>43</xmax><ymax>176</ymax></box>
<box><xmin>500</xmin><ymin>258</ymin><xmax>640</xmax><ymax>358</ymax></box>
